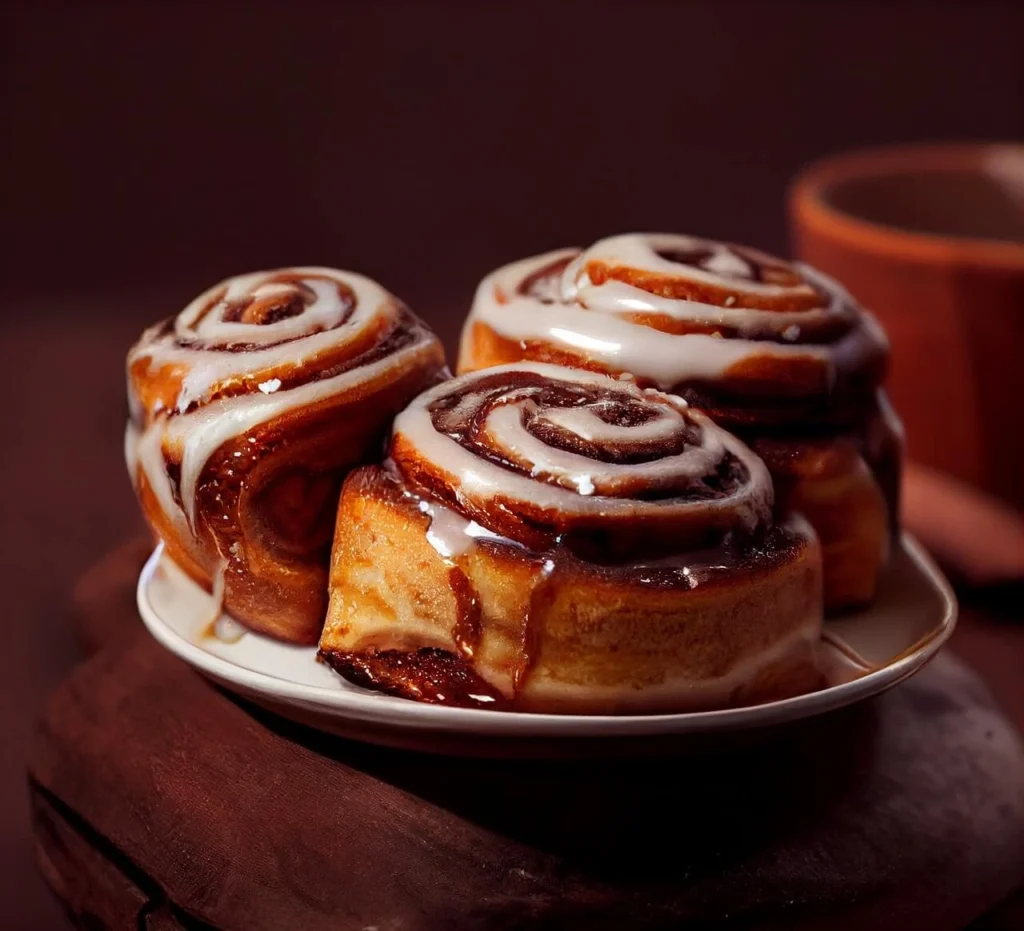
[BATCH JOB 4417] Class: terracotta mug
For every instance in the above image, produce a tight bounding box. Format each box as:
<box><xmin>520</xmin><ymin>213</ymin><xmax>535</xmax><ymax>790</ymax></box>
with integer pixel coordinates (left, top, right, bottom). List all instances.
<box><xmin>789</xmin><ymin>143</ymin><xmax>1024</xmax><ymax>513</ymax></box>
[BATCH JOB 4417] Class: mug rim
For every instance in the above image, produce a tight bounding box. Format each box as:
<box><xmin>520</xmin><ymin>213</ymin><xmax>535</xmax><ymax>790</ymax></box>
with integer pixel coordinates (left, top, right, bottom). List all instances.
<box><xmin>789</xmin><ymin>142</ymin><xmax>1024</xmax><ymax>270</ymax></box>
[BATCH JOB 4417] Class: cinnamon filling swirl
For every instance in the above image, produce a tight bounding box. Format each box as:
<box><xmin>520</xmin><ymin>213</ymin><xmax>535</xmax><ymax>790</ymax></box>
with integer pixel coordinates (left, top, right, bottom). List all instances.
<box><xmin>127</xmin><ymin>267</ymin><xmax>446</xmax><ymax>643</ymax></box>
<box><xmin>462</xmin><ymin>233</ymin><xmax>890</xmax><ymax>424</ymax></box>
<box><xmin>320</xmin><ymin>363</ymin><xmax>823</xmax><ymax>712</ymax></box>
<box><xmin>459</xmin><ymin>234</ymin><xmax>903</xmax><ymax>613</ymax></box>
<box><xmin>390</xmin><ymin>363</ymin><xmax>773</xmax><ymax>559</ymax></box>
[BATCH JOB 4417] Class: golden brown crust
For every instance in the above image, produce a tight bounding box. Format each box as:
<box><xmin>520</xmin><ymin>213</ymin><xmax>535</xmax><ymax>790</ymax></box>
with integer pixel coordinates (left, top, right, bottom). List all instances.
<box><xmin>459</xmin><ymin>319</ymin><xmax>608</xmax><ymax>376</ymax></box>
<box><xmin>585</xmin><ymin>249</ymin><xmax>819</xmax><ymax>311</ymax></box>
<box><xmin>127</xmin><ymin>269</ymin><xmax>447</xmax><ymax>643</ymax></box>
<box><xmin>462</xmin><ymin>317</ymin><xmax>881</xmax><ymax>415</ymax></box>
<box><xmin>321</xmin><ymin>465</ymin><xmax>823</xmax><ymax>714</ymax></box>
<box><xmin>458</xmin><ymin>237</ymin><xmax>904</xmax><ymax>613</ymax></box>
<box><xmin>462</xmin><ymin>320</ymin><xmax>898</xmax><ymax>613</ymax></box>
<box><xmin>751</xmin><ymin>436</ymin><xmax>889</xmax><ymax>610</ymax></box>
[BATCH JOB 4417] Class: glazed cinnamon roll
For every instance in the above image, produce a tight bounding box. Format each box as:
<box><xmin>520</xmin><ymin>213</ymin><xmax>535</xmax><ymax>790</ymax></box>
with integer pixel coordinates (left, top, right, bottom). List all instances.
<box><xmin>126</xmin><ymin>268</ymin><xmax>446</xmax><ymax>643</ymax></box>
<box><xmin>319</xmin><ymin>363</ymin><xmax>823</xmax><ymax>714</ymax></box>
<box><xmin>459</xmin><ymin>234</ymin><xmax>903</xmax><ymax>611</ymax></box>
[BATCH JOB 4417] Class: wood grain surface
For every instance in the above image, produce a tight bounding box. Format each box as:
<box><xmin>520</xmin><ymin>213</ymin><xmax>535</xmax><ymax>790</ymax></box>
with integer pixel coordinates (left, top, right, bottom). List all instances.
<box><xmin>27</xmin><ymin>547</ymin><xmax>1024</xmax><ymax>930</ymax></box>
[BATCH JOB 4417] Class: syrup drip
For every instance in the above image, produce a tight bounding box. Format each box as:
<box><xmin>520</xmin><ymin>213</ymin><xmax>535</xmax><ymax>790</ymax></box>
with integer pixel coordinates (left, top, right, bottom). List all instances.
<box><xmin>447</xmin><ymin>565</ymin><xmax>482</xmax><ymax>658</ymax></box>
<box><xmin>513</xmin><ymin>560</ymin><xmax>558</xmax><ymax>694</ymax></box>
<box><xmin>653</xmin><ymin>242</ymin><xmax>803</xmax><ymax>287</ymax></box>
<box><xmin>199</xmin><ymin>562</ymin><xmax>234</xmax><ymax>642</ymax></box>
<box><xmin>320</xmin><ymin>648</ymin><xmax>512</xmax><ymax>711</ymax></box>
<box><xmin>392</xmin><ymin>362</ymin><xmax>774</xmax><ymax>558</ymax></box>
<box><xmin>462</xmin><ymin>234</ymin><xmax>889</xmax><ymax>420</ymax></box>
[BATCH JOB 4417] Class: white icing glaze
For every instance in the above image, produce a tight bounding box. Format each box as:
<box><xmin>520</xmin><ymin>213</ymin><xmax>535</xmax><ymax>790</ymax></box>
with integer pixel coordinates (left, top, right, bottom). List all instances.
<box><xmin>210</xmin><ymin>612</ymin><xmax>247</xmax><ymax>644</ymax></box>
<box><xmin>178</xmin><ymin>275</ymin><xmax>349</xmax><ymax>348</ymax></box>
<box><xmin>393</xmin><ymin>361</ymin><xmax>773</xmax><ymax>536</ymax></box>
<box><xmin>481</xmin><ymin>402</ymin><xmax>721</xmax><ymax>497</ymax></box>
<box><xmin>130</xmin><ymin>267</ymin><xmax>396</xmax><ymax>414</ymax></box>
<box><xmin>476</xmin><ymin>297</ymin><xmax>816</xmax><ymax>386</ymax></box>
<box><xmin>416</xmin><ymin>498</ymin><xmax>518</xmax><ymax>559</ymax></box>
<box><xmin>208</xmin><ymin>561</ymin><xmax>226</xmax><ymax>625</ymax></box>
<box><xmin>135</xmin><ymin>414</ymin><xmax>190</xmax><ymax>535</ymax></box>
<box><xmin>462</xmin><ymin>234</ymin><xmax>888</xmax><ymax>394</ymax></box>
<box><xmin>565</xmin><ymin>233</ymin><xmax>814</xmax><ymax>297</ymax></box>
<box><xmin>537</xmin><ymin>402</ymin><xmax>683</xmax><ymax>445</ymax></box>
<box><xmin>127</xmin><ymin>267</ymin><xmax>439</xmax><ymax>533</ymax></box>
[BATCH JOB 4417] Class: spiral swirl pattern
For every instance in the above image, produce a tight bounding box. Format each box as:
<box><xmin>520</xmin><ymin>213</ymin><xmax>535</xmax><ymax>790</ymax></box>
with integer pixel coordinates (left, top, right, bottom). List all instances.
<box><xmin>461</xmin><ymin>233</ymin><xmax>889</xmax><ymax>424</ymax></box>
<box><xmin>126</xmin><ymin>267</ymin><xmax>445</xmax><ymax>641</ymax></box>
<box><xmin>129</xmin><ymin>267</ymin><xmax>441</xmax><ymax>525</ymax></box>
<box><xmin>390</xmin><ymin>362</ymin><xmax>773</xmax><ymax>556</ymax></box>
<box><xmin>132</xmin><ymin>268</ymin><xmax>409</xmax><ymax>417</ymax></box>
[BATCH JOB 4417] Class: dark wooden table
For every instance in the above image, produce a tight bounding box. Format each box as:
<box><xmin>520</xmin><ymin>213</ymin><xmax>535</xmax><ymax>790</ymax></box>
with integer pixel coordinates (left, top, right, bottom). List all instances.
<box><xmin>23</xmin><ymin>540</ymin><xmax>1024</xmax><ymax>930</ymax></box>
<box><xmin>7</xmin><ymin>299</ymin><xmax>1024</xmax><ymax>929</ymax></box>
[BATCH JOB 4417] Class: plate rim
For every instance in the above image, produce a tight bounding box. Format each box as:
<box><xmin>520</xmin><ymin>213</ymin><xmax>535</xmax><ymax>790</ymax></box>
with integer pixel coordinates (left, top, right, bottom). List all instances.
<box><xmin>137</xmin><ymin>534</ymin><xmax>958</xmax><ymax>738</ymax></box>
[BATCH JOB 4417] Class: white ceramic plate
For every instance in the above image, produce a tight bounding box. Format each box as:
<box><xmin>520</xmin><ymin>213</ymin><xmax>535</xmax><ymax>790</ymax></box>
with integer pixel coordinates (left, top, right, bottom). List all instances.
<box><xmin>137</xmin><ymin>535</ymin><xmax>957</xmax><ymax>755</ymax></box>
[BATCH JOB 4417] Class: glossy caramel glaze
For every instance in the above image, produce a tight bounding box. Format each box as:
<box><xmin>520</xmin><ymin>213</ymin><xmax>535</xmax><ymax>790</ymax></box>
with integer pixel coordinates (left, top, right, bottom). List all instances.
<box><xmin>127</xmin><ymin>267</ymin><xmax>447</xmax><ymax>643</ymax></box>
<box><xmin>389</xmin><ymin>363</ymin><xmax>775</xmax><ymax>559</ymax></box>
<box><xmin>460</xmin><ymin>234</ymin><xmax>890</xmax><ymax>424</ymax></box>
<box><xmin>320</xmin><ymin>649</ymin><xmax>512</xmax><ymax>710</ymax></box>
<box><xmin>458</xmin><ymin>234</ymin><xmax>904</xmax><ymax>611</ymax></box>
<box><xmin>320</xmin><ymin>364</ymin><xmax>824</xmax><ymax>714</ymax></box>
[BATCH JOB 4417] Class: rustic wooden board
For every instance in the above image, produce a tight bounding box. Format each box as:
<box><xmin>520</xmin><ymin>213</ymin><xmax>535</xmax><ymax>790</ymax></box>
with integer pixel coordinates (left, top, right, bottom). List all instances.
<box><xmin>29</xmin><ymin>547</ymin><xmax>1024</xmax><ymax>930</ymax></box>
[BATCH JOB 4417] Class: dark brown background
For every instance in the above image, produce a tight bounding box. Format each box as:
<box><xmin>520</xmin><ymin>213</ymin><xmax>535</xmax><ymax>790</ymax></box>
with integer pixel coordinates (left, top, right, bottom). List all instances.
<box><xmin>3</xmin><ymin>1</ymin><xmax>1023</xmax><ymax>927</ymax></box>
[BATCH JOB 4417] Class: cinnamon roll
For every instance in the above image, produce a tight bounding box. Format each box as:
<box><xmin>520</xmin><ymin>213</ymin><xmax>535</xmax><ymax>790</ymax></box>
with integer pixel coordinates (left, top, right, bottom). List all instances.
<box><xmin>319</xmin><ymin>363</ymin><xmax>823</xmax><ymax>714</ymax></box>
<box><xmin>459</xmin><ymin>234</ymin><xmax>903</xmax><ymax>611</ymax></box>
<box><xmin>126</xmin><ymin>268</ymin><xmax>446</xmax><ymax>643</ymax></box>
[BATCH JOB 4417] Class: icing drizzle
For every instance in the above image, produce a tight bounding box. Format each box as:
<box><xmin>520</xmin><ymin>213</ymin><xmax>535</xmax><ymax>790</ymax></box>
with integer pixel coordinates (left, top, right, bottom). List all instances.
<box><xmin>391</xmin><ymin>362</ymin><xmax>774</xmax><ymax>559</ymax></box>
<box><xmin>461</xmin><ymin>233</ymin><xmax>889</xmax><ymax>415</ymax></box>
<box><xmin>127</xmin><ymin>266</ymin><xmax>443</xmax><ymax>557</ymax></box>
